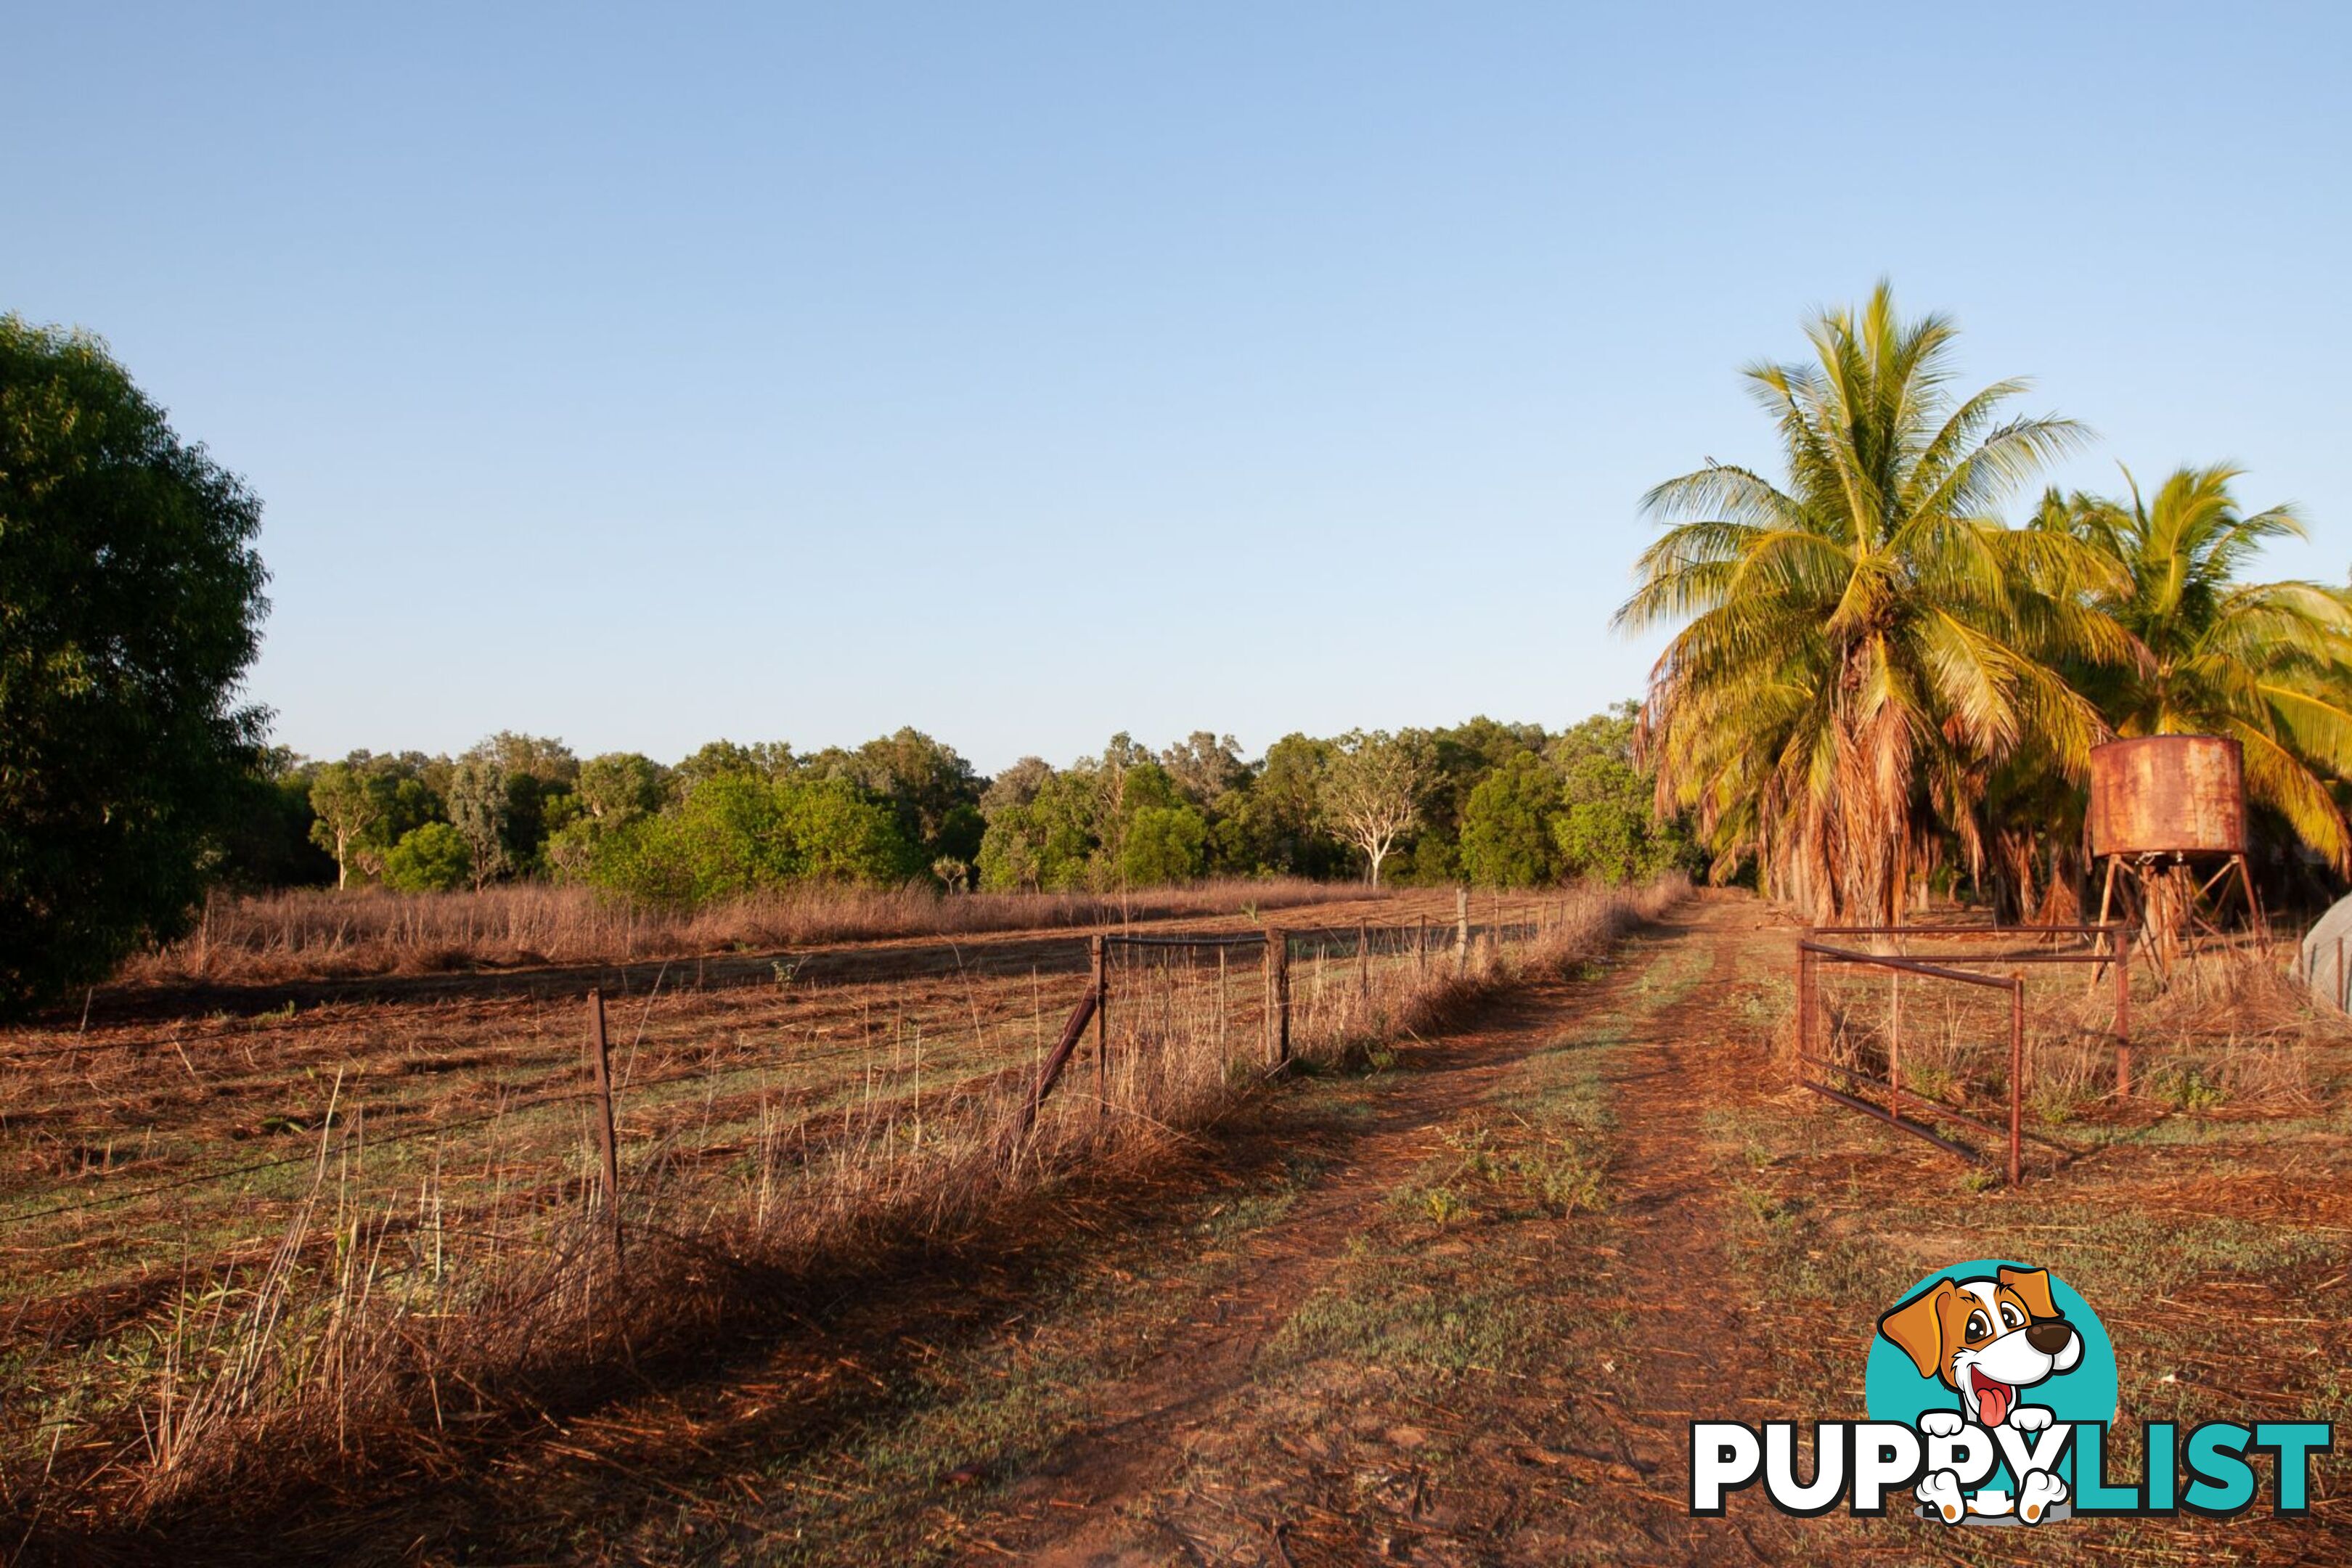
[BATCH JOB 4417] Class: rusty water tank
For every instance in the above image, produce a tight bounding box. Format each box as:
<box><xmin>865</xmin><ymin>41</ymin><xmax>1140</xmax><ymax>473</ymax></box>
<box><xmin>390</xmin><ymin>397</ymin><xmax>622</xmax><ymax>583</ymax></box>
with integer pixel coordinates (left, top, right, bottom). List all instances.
<box><xmin>2087</xmin><ymin>735</ymin><xmax>2247</xmax><ymax>857</ymax></box>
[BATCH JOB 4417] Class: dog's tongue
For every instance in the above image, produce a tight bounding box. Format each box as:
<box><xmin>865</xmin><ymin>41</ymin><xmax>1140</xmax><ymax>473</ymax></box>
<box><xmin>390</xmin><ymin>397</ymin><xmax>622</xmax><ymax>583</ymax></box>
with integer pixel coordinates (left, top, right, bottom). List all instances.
<box><xmin>1975</xmin><ymin>1373</ymin><xmax>2013</xmax><ymax>1426</ymax></box>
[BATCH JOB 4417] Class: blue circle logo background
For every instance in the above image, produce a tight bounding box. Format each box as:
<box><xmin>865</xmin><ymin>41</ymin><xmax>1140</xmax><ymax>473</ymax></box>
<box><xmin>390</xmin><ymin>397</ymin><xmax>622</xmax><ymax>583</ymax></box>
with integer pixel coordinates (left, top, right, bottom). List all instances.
<box><xmin>1863</xmin><ymin>1259</ymin><xmax>2119</xmax><ymax>1493</ymax></box>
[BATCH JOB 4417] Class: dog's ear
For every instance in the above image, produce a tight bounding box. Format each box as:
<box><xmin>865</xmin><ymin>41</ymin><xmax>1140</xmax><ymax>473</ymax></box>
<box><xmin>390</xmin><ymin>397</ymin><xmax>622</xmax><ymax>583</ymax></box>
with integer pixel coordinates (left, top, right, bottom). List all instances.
<box><xmin>1879</xmin><ymin>1280</ymin><xmax>1953</xmax><ymax>1379</ymax></box>
<box><xmin>1998</xmin><ymin>1265</ymin><xmax>2059</xmax><ymax>1319</ymax></box>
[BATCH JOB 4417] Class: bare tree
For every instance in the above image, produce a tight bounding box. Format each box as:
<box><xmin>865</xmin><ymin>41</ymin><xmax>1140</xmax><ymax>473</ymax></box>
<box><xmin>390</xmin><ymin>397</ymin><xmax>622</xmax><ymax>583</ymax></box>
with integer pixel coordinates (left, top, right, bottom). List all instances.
<box><xmin>1318</xmin><ymin>730</ymin><xmax>1426</xmax><ymax>886</ymax></box>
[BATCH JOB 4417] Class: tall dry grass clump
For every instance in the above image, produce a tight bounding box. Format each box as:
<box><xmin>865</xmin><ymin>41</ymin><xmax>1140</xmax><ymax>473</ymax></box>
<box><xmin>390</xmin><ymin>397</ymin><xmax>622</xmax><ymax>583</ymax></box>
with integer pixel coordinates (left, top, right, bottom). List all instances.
<box><xmin>4</xmin><ymin>878</ymin><xmax>1686</xmax><ymax>1541</ymax></box>
<box><xmin>122</xmin><ymin>878</ymin><xmax>1365</xmax><ymax>988</ymax></box>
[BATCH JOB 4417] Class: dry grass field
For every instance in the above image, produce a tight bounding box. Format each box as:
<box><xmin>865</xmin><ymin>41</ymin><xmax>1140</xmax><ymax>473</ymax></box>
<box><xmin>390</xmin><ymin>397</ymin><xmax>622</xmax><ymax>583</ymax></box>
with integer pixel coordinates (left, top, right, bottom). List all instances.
<box><xmin>4</xmin><ymin>882</ymin><xmax>2346</xmax><ymax>1565</ymax></box>
<box><xmin>0</xmin><ymin>878</ymin><xmax>1679</xmax><ymax>1557</ymax></box>
<box><xmin>109</xmin><ymin>879</ymin><xmax>1359</xmax><ymax>997</ymax></box>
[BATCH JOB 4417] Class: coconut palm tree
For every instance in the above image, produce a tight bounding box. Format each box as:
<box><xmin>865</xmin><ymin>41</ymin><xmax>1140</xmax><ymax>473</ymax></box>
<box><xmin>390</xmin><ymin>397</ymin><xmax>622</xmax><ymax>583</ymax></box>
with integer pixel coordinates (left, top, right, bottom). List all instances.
<box><xmin>1618</xmin><ymin>283</ymin><xmax>2126</xmax><ymax>923</ymax></box>
<box><xmin>2036</xmin><ymin>465</ymin><xmax>2352</xmax><ymax>871</ymax></box>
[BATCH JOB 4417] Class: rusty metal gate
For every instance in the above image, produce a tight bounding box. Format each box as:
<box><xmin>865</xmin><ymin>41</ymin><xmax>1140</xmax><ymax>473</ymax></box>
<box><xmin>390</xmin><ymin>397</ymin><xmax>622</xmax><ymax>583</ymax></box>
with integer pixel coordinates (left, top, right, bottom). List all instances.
<box><xmin>1794</xmin><ymin>923</ymin><xmax>2133</xmax><ymax>1185</ymax></box>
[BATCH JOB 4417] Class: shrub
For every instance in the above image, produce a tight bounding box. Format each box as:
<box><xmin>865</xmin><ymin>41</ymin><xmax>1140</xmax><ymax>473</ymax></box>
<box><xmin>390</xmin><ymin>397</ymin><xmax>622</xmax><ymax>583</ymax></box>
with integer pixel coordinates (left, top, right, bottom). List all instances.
<box><xmin>1458</xmin><ymin>752</ymin><xmax>1564</xmax><ymax>888</ymax></box>
<box><xmin>1549</xmin><ymin>706</ymin><xmax>1696</xmax><ymax>884</ymax></box>
<box><xmin>587</xmin><ymin>775</ymin><xmax>922</xmax><ymax>905</ymax></box>
<box><xmin>1120</xmin><ymin>805</ymin><xmax>1208</xmax><ymax>886</ymax></box>
<box><xmin>381</xmin><ymin>822</ymin><xmax>472</xmax><ymax>893</ymax></box>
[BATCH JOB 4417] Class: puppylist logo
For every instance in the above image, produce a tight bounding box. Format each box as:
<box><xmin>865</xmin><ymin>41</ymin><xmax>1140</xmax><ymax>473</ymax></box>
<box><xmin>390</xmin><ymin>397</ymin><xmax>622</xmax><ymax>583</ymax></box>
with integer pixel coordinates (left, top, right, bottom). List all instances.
<box><xmin>1691</xmin><ymin>1260</ymin><xmax>2332</xmax><ymax>1526</ymax></box>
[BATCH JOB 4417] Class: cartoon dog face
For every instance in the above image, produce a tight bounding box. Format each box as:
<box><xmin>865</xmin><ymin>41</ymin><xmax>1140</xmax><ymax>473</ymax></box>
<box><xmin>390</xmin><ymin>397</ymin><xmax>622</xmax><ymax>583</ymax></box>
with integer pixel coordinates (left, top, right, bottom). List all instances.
<box><xmin>1877</xmin><ymin>1265</ymin><xmax>2082</xmax><ymax>1427</ymax></box>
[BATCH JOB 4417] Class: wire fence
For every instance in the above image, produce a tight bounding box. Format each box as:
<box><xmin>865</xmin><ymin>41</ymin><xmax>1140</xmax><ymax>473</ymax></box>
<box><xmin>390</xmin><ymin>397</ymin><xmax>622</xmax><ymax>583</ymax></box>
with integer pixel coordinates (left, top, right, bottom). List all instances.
<box><xmin>0</xmin><ymin>885</ymin><xmax>1670</xmax><ymax>1529</ymax></box>
<box><xmin>1784</xmin><ymin>919</ymin><xmax>2345</xmax><ymax>1183</ymax></box>
<box><xmin>0</xmin><ymin>892</ymin><xmax>1586</xmax><ymax>1306</ymax></box>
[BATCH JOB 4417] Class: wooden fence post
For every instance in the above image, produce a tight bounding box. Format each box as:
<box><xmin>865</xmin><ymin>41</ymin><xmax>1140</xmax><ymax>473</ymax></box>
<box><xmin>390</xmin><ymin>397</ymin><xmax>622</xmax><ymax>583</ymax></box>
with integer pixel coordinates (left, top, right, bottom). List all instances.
<box><xmin>1454</xmin><ymin>888</ymin><xmax>1469</xmax><ymax>976</ymax></box>
<box><xmin>1091</xmin><ymin>936</ymin><xmax>1108</xmax><ymax>1124</ymax></box>
<box><xmin>1264</xmin><ymin>930</ymin><xmax>1290</xmax><ymax>1066</ymax></box>
<box><xmin>584</xmin><ymin>988</ymin><xmax>624</xmax><ymax>1270</ymax></box>
<box><xmin>1357</xmin><ymin>923</ymin><xmax>1370</xmax><ymax>995</ymax></box>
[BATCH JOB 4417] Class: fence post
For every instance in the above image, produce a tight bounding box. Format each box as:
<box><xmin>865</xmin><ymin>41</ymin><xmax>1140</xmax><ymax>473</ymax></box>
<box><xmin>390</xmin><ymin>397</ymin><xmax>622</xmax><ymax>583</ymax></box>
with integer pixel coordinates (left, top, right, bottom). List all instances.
<box><xmin>1796</xmin><ymin>940</ymin><xmax>1815</xmax><ymax>1080</ymax></box>
<box><xmin>1092</xmin><ymin>936</ymin><xmax>1109</xmax><ymax>1124</ymax></box>
<box><xmin>1217</xmin><ymin>946</ymin><xmax>1228</xmax><ymax>1053</ymax></box>
<box><xmin>1357</xmin><ymin>923</ymin><xmax>1370</xmax><ymax>995</ymax></box>
<box><xmin>1454</xmin><ymin>887</ymin><xmax>1469</xmax><ymax>976</ymax></box>
<box><xmin>1416</xmin><ymin>915</ymin><xmax>1428</xmax><ymax>978</ymax></box>
<box><xmin>2007</xmin><ymin>973</ymin><xmax>2025</xmax><ymax>1188</ymax></box>
<box><xmin>1887</xmin><ymin>968</ymin><xmax>1903</xmax><ymax>1128</ymax></box>
<box><xmin>1264</xmin><ymin>929</ymin><xmax>1290</xmax><ymax>1066</ymax></box>
<box><xmin>584</xmin><ymin>988</ymin><xmax>624</xmax><ymax>1270</ymax></box>
<box><xmin>2114</xmin><ymin>926</ymin><xmax>2133</xmax><ymax>1097</ymax></box>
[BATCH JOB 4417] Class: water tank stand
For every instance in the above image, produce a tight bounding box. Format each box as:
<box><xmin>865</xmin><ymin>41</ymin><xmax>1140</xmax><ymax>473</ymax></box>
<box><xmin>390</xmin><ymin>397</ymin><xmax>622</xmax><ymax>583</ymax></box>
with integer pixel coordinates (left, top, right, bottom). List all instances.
<box><xmin>2094</xmin><ymin>851</ymin><xmax>2263</xmax><ymax>971</ymax></box>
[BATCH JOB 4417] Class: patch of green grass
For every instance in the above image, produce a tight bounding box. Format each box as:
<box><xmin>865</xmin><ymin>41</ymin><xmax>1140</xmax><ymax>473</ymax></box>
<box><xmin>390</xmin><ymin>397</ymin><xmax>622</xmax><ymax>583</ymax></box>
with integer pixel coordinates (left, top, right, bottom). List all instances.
<box><xmin>1905</xmin><ymin>1063</ymin><xmax>1961</xmax><ymax>1106</ymax></box>
<box><xmin>2144</xmin><ymin>1064</ymin><xmax>2228</xmax><ymax>1113</ymax></box>
<box><xmin>1266</xmin><ymin>965</ymin><xmax>1662</xmax><ymax>1392</ymax></box>
<box><xmin>1270</xmin><ymin>1252</ymin><xmax>1583</xmax><ymax>1378</ymax></box>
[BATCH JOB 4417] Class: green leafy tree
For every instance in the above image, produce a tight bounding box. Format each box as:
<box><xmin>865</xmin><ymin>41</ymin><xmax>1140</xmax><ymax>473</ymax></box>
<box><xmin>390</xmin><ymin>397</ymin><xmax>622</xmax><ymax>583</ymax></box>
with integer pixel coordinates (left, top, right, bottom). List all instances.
<box><xmin>672</xmin><ymin>739</ymin><xmax>795</xmax><ymax>799</ymax></box>
<box><xmin>1458</xmin><ymin>752</ymin><xmax>1564</xmax><ymax>888</ymax></box>
<box><xmin>219</xmin><ymin>748</ymin><xmax>335</xmax><ymax>889</ymax></box>
<box><xmin>977</xmin><ymin>766</ymin><xmax>1104</xmax><ymax>891</ymax></box>
<box><xmin>1160</xmin><ymin>732</ymin><xmax>1246</xmax><ymax>804</ymax></box>
<box><xmin>307</xmin><ymin>751</ymin><xmax>444</xmax><ymax>886</ymax></box>
<box><xmin>1546</xmin><ymin>706</ymin><xmax>1695</xmax><ymax>884</ymax></box>
<box><xmin>1</xmin><ymin>319</ymin><xmax>271</xmax><ymax>1014</ymax></box>
<box><xmin>1400</xmin><ymin>717</ymin><xmax>1548</xmax><ymax>883</ymax></box>
<box><xmin>382</xmin><ymin>822</ymin><xmax>472</xmax><ymax>892</ymax></box>
<box><xmin>1221</xmin><ymin>734</ymin><xmax>1344</xmax><ymax>876</ymax></box>
<box><xmin>1120</xmin><ymin>805</ymin><xmax>1208</xmax><ymax>886</ymax></box>
<box><xmin>804</xmin><ymin>727</ymin><xmax>986</xmax><ymax>867</ymax></box>
<box><xmin>446</xmin><ymin>756</ymin><xmax>514</xmax><ymax>890</ymax></box>
<box><xmin>578</xmin><ymin>752</ymin><xmax>669</xmax><ymax>825</ymax></box>
<box><xmin>1618</xmin><ymin>282</ymin><xmax>2118</xmax><ymax>921</ymax></box>
<box><xmin>1117</xmin><ymin>761</ymin><xmax>1183</xmax><ymax>818</ymax></box>
<box><xmin>589</xmin><ymin>775</ymin><xmax>920</xmax><ymax>905</ymax></box>
<box><xmin>465</xmin><ymin>732</ymin><xmax>576</xmax><ymax>873</ymax></box>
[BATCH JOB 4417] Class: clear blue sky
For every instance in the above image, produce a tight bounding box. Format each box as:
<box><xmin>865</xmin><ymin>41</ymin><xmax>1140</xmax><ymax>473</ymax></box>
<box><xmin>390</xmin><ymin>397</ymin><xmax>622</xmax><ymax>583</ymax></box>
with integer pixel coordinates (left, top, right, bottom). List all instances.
<box><xmin>8</xmin><ymin>3</ymin><xmax>2346</xmax><ymax>774</ymax></box>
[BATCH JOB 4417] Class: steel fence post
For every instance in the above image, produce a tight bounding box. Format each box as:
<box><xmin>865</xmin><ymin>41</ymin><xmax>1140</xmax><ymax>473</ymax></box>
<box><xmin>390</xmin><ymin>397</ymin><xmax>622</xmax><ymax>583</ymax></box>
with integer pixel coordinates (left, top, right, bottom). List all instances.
<box><xmin>2008</xmin><ymin>973</ymin><xmax>2025</xmax><ymax>1188</ymax></box>
<box><xmin>2114</xmin><ymin>927</ymin><xmax>2133</xmax><ymax>1097</ymax></box>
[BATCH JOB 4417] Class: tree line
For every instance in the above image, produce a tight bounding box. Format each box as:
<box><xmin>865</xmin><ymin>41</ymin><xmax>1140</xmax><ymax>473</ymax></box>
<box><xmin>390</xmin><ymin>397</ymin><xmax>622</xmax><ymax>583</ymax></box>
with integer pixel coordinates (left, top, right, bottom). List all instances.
<box><xmin>1</xmin><ymin>313</ymin><xmax>1692</xmax><ymax>1018</ymax></box>
<box><xmin>238</xmin><ymin>709</ymin><xmax>1697</xmax><ymax>903</ymax></box>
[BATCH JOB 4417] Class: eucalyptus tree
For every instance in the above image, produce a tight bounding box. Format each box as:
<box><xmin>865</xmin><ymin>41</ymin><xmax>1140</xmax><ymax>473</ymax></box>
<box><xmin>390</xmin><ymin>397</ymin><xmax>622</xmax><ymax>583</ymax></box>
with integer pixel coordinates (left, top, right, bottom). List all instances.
<box><xmin>1319</xmin><ymin>729</ymin><xmax>1428</xmax><ymax>886</ymax></box>
<box><xmin>1617</xmin><ymin>283</ymin><xmax>2123</xmax><ymax>922</ymax></box>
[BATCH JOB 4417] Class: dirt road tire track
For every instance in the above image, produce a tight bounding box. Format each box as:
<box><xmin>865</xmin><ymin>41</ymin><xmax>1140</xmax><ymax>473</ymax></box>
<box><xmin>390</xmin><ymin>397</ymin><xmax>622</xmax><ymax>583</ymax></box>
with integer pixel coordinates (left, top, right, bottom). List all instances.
<box><xmin>983</xmin><ymin>892</ymin><xmax>1807</xmax><ymax>1566</ymax></box>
